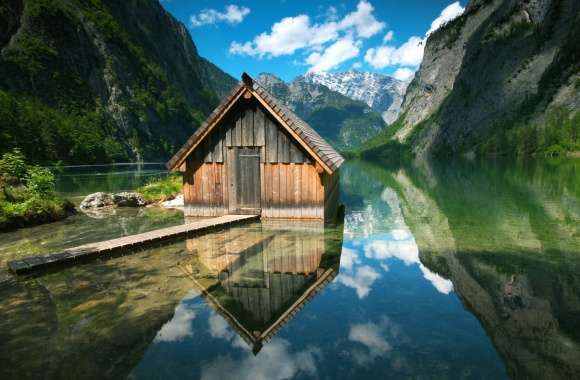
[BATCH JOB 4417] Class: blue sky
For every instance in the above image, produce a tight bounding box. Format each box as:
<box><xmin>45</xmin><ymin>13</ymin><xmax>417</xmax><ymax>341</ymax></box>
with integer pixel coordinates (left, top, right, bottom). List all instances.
<box><xmin>161</xmin><ymin>0</ymin><xmax>467</xmax><ymax>82</ymax></box>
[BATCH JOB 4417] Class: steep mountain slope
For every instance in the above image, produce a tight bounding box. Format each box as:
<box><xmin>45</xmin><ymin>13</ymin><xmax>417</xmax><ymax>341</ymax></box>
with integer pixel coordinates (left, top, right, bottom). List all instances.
<box><xmin>257</xmin><ymin>73</ymin><xmax>386</xmax><ymax>150</ymax></box>
<box><xmin>304</xmin><ymin>70</ymin><xmax>409</xmax><ymax>124</ymax></box>
<box><xmin>360</xmin><ymin>0</ymin><xmax>580</xmax><ymax>158</ymax></box>
<box><xmin>0</xmin><ymin>0</ymin><xmax>237</xmax><ymax>163</ymax></box>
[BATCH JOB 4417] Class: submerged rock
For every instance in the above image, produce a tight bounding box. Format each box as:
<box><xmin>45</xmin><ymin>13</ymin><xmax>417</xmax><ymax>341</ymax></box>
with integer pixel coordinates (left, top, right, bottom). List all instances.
<box><xmin>112</xmin><ymin>192</ymin><xmax>146</xmax><ymax>207</ymax></box>
<box><xmin>80</xmin><ymin>192</ymin><xmax>114</xmax><ymax>209</ymax></box>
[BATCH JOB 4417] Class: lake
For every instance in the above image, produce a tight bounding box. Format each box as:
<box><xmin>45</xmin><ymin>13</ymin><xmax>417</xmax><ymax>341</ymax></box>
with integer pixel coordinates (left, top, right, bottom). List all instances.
<box><xmin>0</xmin><ymin>158</ymin><xmax>579</xmax><ymax>380</ymax></box>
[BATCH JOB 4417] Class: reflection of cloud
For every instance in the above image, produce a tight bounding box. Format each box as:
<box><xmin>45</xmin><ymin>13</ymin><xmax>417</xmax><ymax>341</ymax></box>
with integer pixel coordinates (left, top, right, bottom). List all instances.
<box><xmin>419</xmin><ymin>265</ymin><xmax>453</xmax><ymax>294</ymax></box>
<box><xmin>336</xmin><ymin>265</ymin><xmax>381</xmax><ymax>299</ymax></box>
<box><xmin>364</xmin><ymin>236</ymin><xmax>454</xmax><ymax>295</ymax></box>
<box><xmin>348</xmin><ymin>316</ymin><xmax>400</xmax><ymax>366</ymax></box>
<box><xmin>208</xmin><ymin>313</ymin><xmax>235</xmax><ymax>340</ymax></box>
<box><xmin>340</xmin><ymin>247</ymin><xmax>360</xmax><ymax>271</ymax></box>
<box><xmin>154</xmin><ymin>291</ymin><xmax>198</xmax><ymax>342</ymax></box>
<box><xmin>201</xmin><ymin>339</ymin><xmax>319</xmax><ymax>380</ymax></box>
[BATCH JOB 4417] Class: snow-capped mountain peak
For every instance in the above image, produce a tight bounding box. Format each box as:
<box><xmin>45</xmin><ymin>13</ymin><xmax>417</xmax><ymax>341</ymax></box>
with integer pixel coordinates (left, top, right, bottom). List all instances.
<box><xmin>303</xmin><ymin>70</ymin><xmax>409</xmax><ymax>124</ymax></box>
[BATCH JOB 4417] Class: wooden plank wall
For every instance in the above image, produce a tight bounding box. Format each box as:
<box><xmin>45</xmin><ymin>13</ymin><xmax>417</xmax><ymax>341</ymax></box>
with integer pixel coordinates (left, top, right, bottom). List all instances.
<box><xmin>183</xmin><ymin>156</ymin><xmax>228</xmax><ymax>217</ymax></box>
<box><xmin>183</xmin><ymin>99</ymin><xmax>331</xmax><ymax>219</ymax></box>
<box><xmin>261</xmin><ymin>163</ymin><xmax>324</xmax><ymax>219</ymax></box>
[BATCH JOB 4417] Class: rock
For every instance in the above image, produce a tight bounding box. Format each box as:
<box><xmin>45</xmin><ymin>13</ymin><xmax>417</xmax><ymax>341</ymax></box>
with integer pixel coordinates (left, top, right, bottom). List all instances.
<box><xmin>112</xmin><ymin>192</ymin><xmax>146</xmax><ymax>207</ymax></box>
<box><xmin>161</xmin><ymin>194</ymin><xmax>184</xmax><ymax>209</ymax></box>
<box><xmin>80</xmin><ymin>192</ymin><xmax>114</xmax><ymax>209</ymax></box>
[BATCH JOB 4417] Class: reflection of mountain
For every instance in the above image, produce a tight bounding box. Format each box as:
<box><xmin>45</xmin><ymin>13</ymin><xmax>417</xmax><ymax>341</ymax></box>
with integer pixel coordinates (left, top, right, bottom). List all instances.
<box><xmin>0</xmin><ymin>220</ymin><xmax>344</xmax><ymax>378</ymax></box>
<box><xmin>179</xmin><ymin>221</ymin><xmax>344</xmax><ymax>353</ymax></box>
<box><xmin>361</xmin><ymin>158</ymin><xmax>580</xmax><ymax>379</ymax></box>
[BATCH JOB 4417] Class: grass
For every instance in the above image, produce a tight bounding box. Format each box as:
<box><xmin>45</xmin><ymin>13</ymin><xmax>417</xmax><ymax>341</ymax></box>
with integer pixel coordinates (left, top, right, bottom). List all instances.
<box><xmin>137</xmin><ymin>174</ymin><xmax>182</xmax><ymax>204</ymax></box>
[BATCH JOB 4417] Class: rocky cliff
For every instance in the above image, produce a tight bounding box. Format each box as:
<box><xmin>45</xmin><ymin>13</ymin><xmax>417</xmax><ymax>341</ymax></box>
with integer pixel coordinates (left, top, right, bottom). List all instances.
<box><xmin>257</xmin><ymin>73</ymin><xmax>386</xmax><ymax>149</ymax></box>
<box><xmin>361</xmin><ymin>0</ymin><xmax>580</xmax><ymax>158</ymax></box>
<box><xmin>0</xmin><ymin>0</ymin><xmax>237</xmax><ymax>163</ymax></box>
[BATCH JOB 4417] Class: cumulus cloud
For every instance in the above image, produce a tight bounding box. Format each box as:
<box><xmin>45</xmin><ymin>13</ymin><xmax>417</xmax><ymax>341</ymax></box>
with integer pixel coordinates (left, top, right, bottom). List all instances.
<box><xmin>364</xmin><ymin>36</ymin><xmax>424</xmax><ymax>69</ymax></box>
<box><xmin>306</xmin><ymin>36</ymin><xmax>361</xmax><ymax>73</ymax></box>
<box><xmin>191</xmin><ymin>4</ymin><xmax>250</xmax><ymax>27</ymax></box>
<box><xmin>427</xmin><ymin>1</ymin><xmax>465</xmax><ymax>35</ymax></box>
<box><xmin>383</xmin><ymin>30</ymin><xmax>394</xmax><ymax>42</ymax></box>
<box><xmin>364</xmin><ymin>2</ymin><xmax>464</xmax><ymax>70</ymax></box>
<box><xmin>230</xmin><ymin>1</ymin><xmax>384</xmax><ymax>71</ymax></box>
<box><xmin>393</xmin><ymin>67</ymin><xmax>416</xmax><ymax>82</ymax></box>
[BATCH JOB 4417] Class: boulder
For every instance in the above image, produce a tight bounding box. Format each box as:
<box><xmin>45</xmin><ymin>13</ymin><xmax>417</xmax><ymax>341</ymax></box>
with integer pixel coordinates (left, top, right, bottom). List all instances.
<box><xmin>161</xmin><ymin>194</ymin><xmax>184</xmax><ymax>208</ymax></box>
<box><xmin>112</xmin><ymin>192</ymin><xmax>146</xmax><ymax>207</ymax></box>
<box><xmin>80</xmin><ymin>192</ymin><xmax>114</xmax><ymax>209</ymax></box>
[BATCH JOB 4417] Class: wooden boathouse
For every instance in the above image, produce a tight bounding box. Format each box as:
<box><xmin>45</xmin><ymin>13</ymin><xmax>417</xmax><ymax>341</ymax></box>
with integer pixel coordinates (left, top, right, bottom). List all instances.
<box><xmin>166</xmin><ymin>72</ymin><xmax>344</xmax><ymax>220</ymax></box>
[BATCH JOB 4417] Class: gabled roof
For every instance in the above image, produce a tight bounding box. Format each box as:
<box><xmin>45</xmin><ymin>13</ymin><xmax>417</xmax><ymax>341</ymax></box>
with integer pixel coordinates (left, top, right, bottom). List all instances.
<box><xmin>166</xmin><ymin>73</ymin><xmax>344</xmax><ymax>174</ymax></box>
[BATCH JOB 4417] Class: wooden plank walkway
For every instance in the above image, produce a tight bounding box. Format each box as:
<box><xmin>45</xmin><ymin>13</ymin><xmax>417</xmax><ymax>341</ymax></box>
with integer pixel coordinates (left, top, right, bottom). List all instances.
<box><xmin>8</xmin><ymin>214</ymin><xmax>259</xmax><ymax>275</ymax></box>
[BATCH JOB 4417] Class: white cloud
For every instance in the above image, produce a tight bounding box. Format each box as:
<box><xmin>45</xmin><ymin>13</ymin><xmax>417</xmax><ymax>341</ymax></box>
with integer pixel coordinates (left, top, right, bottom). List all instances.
<box><xmin>393</xmin><ymin>67</ymin><xmax>416</xmax><ymax>82</ymax></box>
<box><xmin>427</xmin><ymin>1</ymin><xmax>465</xmax><ymax>35</ymax></box>
<box><xmin>364</xmin><ymin>36</ymin><xmax>424</xmax><ymax>69</ymax></box>
<box><xmin>351</xmin><ymin>61</ymin><xmax>363</xmax><ymax>69</ymax></box>
<box><xmin>306</xmin><ymin>36</ymin><xmax>361</xmax><ymax>73</ymax></box>
<box><xmin>191</xmin><ymin>4</ymin><xmax>250</xmax><ymax>27</ymax></box>
<box><xmin>338</xmin><ymin>1</ymin><xmax>385</xmax><ymax>38</ymax></box>
<box><xmin>364</xmin><ymin>2</ymin><xmax>465</xmax><ymax>71</ymax></box>
<box><xmin>348</xmin><ymin>316</ymin><xmax>400</xmax><ymax>366</ymax></box>
<box><xmin>230</xmin><ymin>0</ymin><xmax>383</xmax><ymax>70</ymax></box>
<box><xmin>383</xmin><ymin>30</ymin><xmax>394</xmax><ymax>42</ymax></box>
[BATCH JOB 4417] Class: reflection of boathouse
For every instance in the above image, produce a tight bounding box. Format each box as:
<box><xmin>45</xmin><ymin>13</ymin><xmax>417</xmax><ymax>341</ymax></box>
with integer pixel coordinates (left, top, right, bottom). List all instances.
<box><xmin>180</xmin><ymin>221</ymin><xmax>343</xmax><ymax>353</ymax></box>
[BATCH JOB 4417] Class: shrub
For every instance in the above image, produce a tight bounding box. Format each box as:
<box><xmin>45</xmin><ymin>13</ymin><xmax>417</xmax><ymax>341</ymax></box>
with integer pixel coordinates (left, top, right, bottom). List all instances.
<box><xmin>26</xmin><ymin>165</ymin><xmax>56</xmax><ymax>196</ymax></box>
<box><xmin>0</xmin><ymin>149</ymin><xmax>28</xmax><ymax>185</ymax></box>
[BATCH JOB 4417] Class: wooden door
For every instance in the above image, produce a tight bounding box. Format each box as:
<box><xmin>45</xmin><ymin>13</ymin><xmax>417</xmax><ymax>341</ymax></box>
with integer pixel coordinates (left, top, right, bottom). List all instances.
<box><xmin>231</xmin><ymin>147</ymin><xmax>261</xmax><ymax>214</ymax></box>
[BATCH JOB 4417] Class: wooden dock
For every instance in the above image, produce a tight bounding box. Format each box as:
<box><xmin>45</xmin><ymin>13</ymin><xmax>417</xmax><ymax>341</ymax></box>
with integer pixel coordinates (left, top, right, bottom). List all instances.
<box><xmin>7</xmin><ymin>214</ymin><xmax>259</xmax><ymax>275</ymax></box>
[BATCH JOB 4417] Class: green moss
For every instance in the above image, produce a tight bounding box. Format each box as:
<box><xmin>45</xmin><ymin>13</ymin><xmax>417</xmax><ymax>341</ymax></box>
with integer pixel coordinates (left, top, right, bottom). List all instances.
<box><xmin>137</xmin><ymin>174</ymin><xmax>182</xmax><ymax>204</ymax></box>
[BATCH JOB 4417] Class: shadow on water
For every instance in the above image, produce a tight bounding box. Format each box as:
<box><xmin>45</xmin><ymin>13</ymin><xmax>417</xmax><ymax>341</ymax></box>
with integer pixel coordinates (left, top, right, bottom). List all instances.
<box><xmin>0</xmin><ymin>218</ymin><xmax>344</xmax><ymax>380</ymax></box>
<box><xmin>346</xmin><ymin>157</ymin><xmax>580</xmax><ymax>379</ymax></box>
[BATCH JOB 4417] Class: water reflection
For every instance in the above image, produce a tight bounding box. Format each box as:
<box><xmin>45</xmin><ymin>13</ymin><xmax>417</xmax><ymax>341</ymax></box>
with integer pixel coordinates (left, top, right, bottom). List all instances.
<box><xmin>177</xmin><ymin>221</ymin><xmax>343</xmax><ymax>354</ymax></box>
<box><xmin>1</xmin><ymin>159</ymin><xmax>579</xmax><ymax>379</ymax></box>
<box><xmin>348</xmin><ymin>158</ymin><xmax>580</xmax><ymax>379</ymax></box>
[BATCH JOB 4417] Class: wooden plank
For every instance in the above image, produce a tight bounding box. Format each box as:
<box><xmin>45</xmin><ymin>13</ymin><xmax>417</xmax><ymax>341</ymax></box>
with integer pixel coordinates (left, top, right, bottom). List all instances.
<box><xmin>260</xmin><ymin>163</ymin><xmax>266</xmax><ymax>218</ymax></box>
<box><xmin>294</xmin><ymin>164</ymin><xmax>301</xmax><ymax>219</ymax></box>
<box><xmin>264</xmin><ymin>164</ymin><xmax>271</xmax><ymax>218</ymax></box>
<box><xmin>225</xmin><ymin>115</ymin><xmax>232</xmax><ymax>147</ymax></box>
<box><xmin>278</xmin><ymin>130</ymin><xmax>290</xmax><ymax>163</ymax></box>
<box><xmin>266</xmin><ymin>116</ymin><xmax>277</xmax><ymax>163</ymax></box>
<box><xmin>234</xmin><ymin>109</ymin><xmax>242</xmax><ymax>146</ymax></box>
<box><xmin>227</xmin><ymin>148</ymin><xmax>237</xmax><ymax>213</ymax></box>
<box><xmin>254</xmin><ymin>107</ymin><xmax>266</xmax><ymax>146</ymax></box>
<box><xmin>242</xmin><ymin>108</ymin><xmax>254</xmax><ymax>146</ymax></box>
<box><xmin>214</xmin><ymin>127</ymin><xmax>224</xmax><ymax>163</ymax></box>
<box><xmin>7</xmin><ymin>214</ymin><xmax>260</xmax><ymax>275</ymax></box>
<box><xmin>279</xmin><ymin>164</ymin><xmax>287</xmax><ymax>217</ymax></box>
<box><xmin>289</xmin><ymin>142</ymin><xmax>303</xmax><ymax>163</ymax></box>
<box><xmin>272</xmin><ymin>164</ymin><xmax>280</xmax><ymax>218</ymax></box>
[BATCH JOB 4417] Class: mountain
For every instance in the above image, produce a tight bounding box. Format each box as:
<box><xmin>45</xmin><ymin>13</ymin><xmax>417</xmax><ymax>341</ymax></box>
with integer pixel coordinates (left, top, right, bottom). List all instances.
<box><xmin>0</xmin><ymin>0</ymin><xmax>237</xmax><ymax>164</ymax></box>
<box><xmin>256</xmin><ymin>73</ymin><xmax>386</xmax><ymax>150</ymax></box>
<box><xmin>359</xmin><ymin>0</ymin><xmax>580</xmax><ymax>158</ymax></box>
<box><xmin>303</xmin><ymin>70</ymin><xmax>409</xmax><ymax>125</ymax></box>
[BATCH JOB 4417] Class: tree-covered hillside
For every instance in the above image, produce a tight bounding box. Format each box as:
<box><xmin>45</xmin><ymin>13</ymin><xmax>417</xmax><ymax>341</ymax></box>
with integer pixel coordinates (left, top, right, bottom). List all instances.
<box><xmin>0</xmin><ymin>0</ymin><xmax>237</xmax><ymax>164</ymax></box>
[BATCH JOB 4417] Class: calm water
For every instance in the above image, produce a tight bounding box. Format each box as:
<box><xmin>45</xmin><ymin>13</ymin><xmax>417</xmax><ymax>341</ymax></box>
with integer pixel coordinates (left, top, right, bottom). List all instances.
<box><xmin>1</xmin><ymin>159</ymin><xmax>579</xmax><ymax>380</ymax></box>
